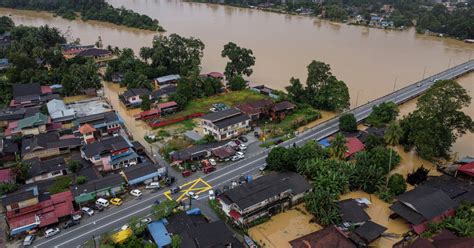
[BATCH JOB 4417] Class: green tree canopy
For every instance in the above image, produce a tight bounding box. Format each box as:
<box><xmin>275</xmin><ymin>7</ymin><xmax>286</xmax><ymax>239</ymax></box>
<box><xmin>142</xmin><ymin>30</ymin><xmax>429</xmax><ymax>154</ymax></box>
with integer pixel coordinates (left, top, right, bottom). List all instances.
<box><xmin>400</xmin><ymin>80</ymin><xmax>473</xmax><ymax>160</ymax></box>
<box><xmin>339</xmin><ymin>113</ymin><xmax>357</xmax><ymax>132</ymax></box>
<box><xmin>366</xmin><ymin>102</ymin><xmax>399</xmax><ymax>127</ymax></box>
<box><xmin>286</xmin><ymin>61</ymin><xmax>350</xmax><ymax>112</ymax></box>
<box><xmin>221</xmin><ymin>42</ymin><xmax>255</xmax><ymax>80</ymax></box>
<box><xmin>140</xmin><ymin>34</ymin><xmax>205</xmax><ymax>76</ymax></box>
<box><xmin>228</xmin><ymin>75</ymin><xmax>247</xmax><ymax>91</ymax></box>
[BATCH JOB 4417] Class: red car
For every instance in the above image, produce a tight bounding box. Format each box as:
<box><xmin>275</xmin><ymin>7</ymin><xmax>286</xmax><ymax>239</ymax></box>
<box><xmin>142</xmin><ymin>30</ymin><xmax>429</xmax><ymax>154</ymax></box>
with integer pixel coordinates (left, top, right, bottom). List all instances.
<box><xmin>182</xmin><ymin>170</ymin><xmax>192</xmax><ymax>177</ymax></box>
<box><xmin>203</xmin><ymin>166</ymin><xmax>215</xmax><ymax>174</ymax></box>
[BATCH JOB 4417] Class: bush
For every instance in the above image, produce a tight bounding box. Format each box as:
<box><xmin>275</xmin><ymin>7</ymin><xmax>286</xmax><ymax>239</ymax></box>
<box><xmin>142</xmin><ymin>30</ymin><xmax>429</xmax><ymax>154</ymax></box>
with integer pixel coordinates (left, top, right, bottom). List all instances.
<box><xmin>48</xmin><ymin>176</ymin><xmax>72</xmax><ymax>194</ymax></box>
<box><xmin>0</xmin><ymin>183</ymin><xmax>18</xmax><ymax>195</ymax></box>
<box><xmin>77</xmin><ymin>176</ymin><xmax>87</xmax><ymax>185</ymax></box>
<box><xmin>387</xmin><ymin>174</ymin><xmax>406</xmax><ymax>196</ymax></box>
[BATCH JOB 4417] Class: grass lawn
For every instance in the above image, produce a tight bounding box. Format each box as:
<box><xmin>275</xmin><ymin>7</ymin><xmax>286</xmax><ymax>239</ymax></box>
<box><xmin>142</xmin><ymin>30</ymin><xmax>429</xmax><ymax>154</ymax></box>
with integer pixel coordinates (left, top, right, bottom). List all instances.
<box><xmin>264</xmin><ymin>106</ymin><xmax>321</xmax><ymax>138</ymax></box>
<box><xmin>166</xmin><ymin>90</ymin><xmax>269</xmax><ymax>119</ymax></box>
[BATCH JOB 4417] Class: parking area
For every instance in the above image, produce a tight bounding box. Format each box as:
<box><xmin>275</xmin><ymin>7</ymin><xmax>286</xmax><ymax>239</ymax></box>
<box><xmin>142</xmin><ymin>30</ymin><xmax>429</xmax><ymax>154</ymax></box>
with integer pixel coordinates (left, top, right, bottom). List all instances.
<box><xmin>164</xmin><ymin>178</ymin><xmax>212</xmax><ymax>202</ymax></box>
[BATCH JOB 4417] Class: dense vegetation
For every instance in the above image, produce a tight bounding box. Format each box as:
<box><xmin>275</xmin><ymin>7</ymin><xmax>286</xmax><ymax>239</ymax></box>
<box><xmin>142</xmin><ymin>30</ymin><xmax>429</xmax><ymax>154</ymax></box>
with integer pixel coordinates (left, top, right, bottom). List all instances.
<box><xmin>400</xmin><ymin>80</ymin><xmax>474</xmax><ymax>161</ymax></box>
<box><xmin>195</xmin><ymin>0</ymin><xmax>473</xmax><ymax>39</ymax></box>
<box><xmin>424</xmin><ymin>202</ymin><xmax>474</xmax><ymax>238</ymax></box>
<box><xmin>286</xmin><ymin>61</ymin><xmax>350</xmax><ymax>112</ymax></box>
<box><xmin>266</xmin><ymin>136</ymin><xmax>403</xmax><ymax>225</ymax></box>
<box><xmin>0</xmin><ymin>0</ymin><xmax>164</xmax><ymax>31</ymax></box>
<box><xmin>0</xmin><ymin>19</ymin><xmax>102</xmax><ymax>105</ymax></box>
<box><xmin>365</xmin><ymin>101</ymin><xmax>399</xmax><ymax>127</ymax></box>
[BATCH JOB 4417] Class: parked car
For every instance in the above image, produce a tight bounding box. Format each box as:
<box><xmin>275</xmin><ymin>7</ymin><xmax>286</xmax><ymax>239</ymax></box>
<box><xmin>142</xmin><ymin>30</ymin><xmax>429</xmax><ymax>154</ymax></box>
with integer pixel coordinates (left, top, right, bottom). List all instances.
<box><xmin>95</xmin><ymin>198</ymin><xmax>110</xmax><ymax>208</ymax></box>
<box><xmin>208</xmin><ymin>158</ymin><xmax>217</xmax><ymax>166</ymax></box>
<box><xmin>203</xmin><ymin>165</ymin><xmax>215</xmax><ymax>174</ymax></box>
<box><xmin>191</xmin><ymin>164</ymin><xmax>197</xmax><ymax>172</ymax></box>
<box><xmin>90</xmin><ymin>204</ymin><xmax>104</xmax><ymax>212</ymax></box>
<box><xmin>63</xmin><ymin>220</ymin><xmax>80</xmax><ymax>229</ymax></box>
<box><xmin>154</xmin><ymin>199</ymin><xmax>161</xmax><ymax>205</ymax></box>
<box><xmin>45</xmin><ymin>227</ymin><xmax>60</xmax><ymax>238</ymax></box>
<box><xmin>233</xmin><ymin>139</ymin><xmax>241</xmax><ymax>145</ymax></box>
<box><xmin>254</xmin><ymin>131</ymin><xmax>260</xmax><ymax>138</ymax></box>
<box><xmin>187</xmin><ymin>191</ymin><xmax>199</xmax><ymax>200</ymax></box>
<box><xmin>238</xmin><ymin>136</ymin><xmax>248</xmax><ymax>143</ymax></box>
<box><xmin>239</xmin><ymin>144</ymin><xmax>247</xmax><ymax>151</ymax></box>
<box><xmin>141</xmin><ymin>217</ymin><xmax>152</xmax><ymax>224</ymax></box>
<box><xmin>182</xmin><ymin>169</ymin><xmax>192</xmax><ymax>177</ymax></box>
<box><xmin>72</xmin><ymin>214</ymin><xmax>82</xmax><ymax>221</ymax></box>
<box><xmin>120</xmin><ymin>224</ymin><xmax>130</xmax><ymax>231</ymax></box>
<box><xmin>130</xmin><ymin>189</ymin><xmax>142</xmax><ymax>197</ymax></box>
<box><xmin>208</xmin><ymin>190</ymin><xmax>215</xmax><ymax>200</ymax></box>
<box><xmin>231</xmin><ymin>181</ymin><xmax>238</xmax><ymax>188</ymax></box>
<box><xmin>259</xmin><ymin>164</ymin><xmax>267</xmax><ymax>172</ymax></box>
<box><xmin>23</xmin><ymin>235</ymin><xmax>35</xmax><ymax>246</ymax></box>
<box><xmin>170</xmin><ymin>186</ymin><xmax>181</xmax><ymax>194</ymax></box>
<box><xmin>110</xmin><ymin>198</ymin><xmax>123</xmax><ymax>206</ymax></box>
<box><xmin>275</xmin><ymin>139</ymin><xmax>284</xmax><ymax>144</ymax></box>
<box><xmin>81</xmin><ymin>207</ymin><xmax>94</xmax><ymax>216</ymax></box>
<box><xmin>231</xmin><ymin>152</ymin><xmax>244</xmax><ymax>161</ymax></box>
<box><xmin>145</xmin><ymin>182</ymin><xmax>161</xmax><ymax>190</ymax></box>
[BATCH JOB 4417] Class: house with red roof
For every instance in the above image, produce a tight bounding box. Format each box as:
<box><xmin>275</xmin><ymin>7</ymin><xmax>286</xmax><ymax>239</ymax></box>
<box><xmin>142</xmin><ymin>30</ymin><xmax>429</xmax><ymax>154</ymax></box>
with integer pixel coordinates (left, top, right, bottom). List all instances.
<box><xmin>345</xmin><ymin>137</ymin><xmax>365</xmax><ymax>159</ymax></box>
<box><xmin>2</xmin><ymin>185</ymin><xmax>76</xmax><ymax>236</ymax></box>
<box><xmin>0</xmin><ymin>168</ymin><xmax>14</xmax><ymax>183</ymax></box>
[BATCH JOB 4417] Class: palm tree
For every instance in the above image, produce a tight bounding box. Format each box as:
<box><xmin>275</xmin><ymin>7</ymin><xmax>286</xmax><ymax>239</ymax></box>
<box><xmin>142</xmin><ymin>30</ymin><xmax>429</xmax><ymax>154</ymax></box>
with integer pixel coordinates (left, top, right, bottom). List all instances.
<box><xmin>384</xmin><ymin>121</ymin><xmax>403</xmax><ymax>146</ymax></box>
<box><xmin>384</xmin><ymin>121</ymin><xmax>403</xmax><ymax>187</ymax></box>
<box><xmin>329</xmin><ymin>133</ymin><xmax>347</xmax><ymax>160</ymax></box>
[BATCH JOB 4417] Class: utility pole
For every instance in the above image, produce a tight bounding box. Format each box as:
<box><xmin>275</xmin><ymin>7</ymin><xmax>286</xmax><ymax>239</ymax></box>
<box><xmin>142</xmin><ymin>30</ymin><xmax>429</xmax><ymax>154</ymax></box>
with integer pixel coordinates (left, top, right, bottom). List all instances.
<box><xmin>422</xmin><ymin>67</ymin><xmax>427</xmax><ymax>80</ymax></box>
<box><xmin>447</xmin><ymin>57</ymin><xmax>452</xmax><ymax>69</ymax></box>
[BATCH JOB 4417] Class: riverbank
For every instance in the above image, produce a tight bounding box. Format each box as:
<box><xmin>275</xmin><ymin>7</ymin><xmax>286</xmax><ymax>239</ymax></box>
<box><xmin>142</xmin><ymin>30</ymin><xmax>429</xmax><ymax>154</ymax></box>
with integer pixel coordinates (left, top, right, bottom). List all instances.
<box><xmin>0</xmin><ymin>0</ymin><xmax>165</xmax><ymax>31</ymax></box>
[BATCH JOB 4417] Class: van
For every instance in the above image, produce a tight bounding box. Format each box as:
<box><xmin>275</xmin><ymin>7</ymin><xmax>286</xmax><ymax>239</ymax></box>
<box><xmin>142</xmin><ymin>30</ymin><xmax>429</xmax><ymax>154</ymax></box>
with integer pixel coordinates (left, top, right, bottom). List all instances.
<box><xmin>95</xmin><ymin>198</ymin><xmax>109</xmax><ymax>208</ymax></box>
<box><xmin>145</xmin><ymin>182</ymin><xmax>160</xmax><ymax>189</ymax></box>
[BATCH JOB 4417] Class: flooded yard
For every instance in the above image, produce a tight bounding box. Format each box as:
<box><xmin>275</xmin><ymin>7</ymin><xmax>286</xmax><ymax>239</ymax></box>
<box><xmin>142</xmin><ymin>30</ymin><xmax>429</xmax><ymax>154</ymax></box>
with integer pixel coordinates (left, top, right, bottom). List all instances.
<box><xmin>248</xmin><ymin>204</ymin><xmax>321</xmax><ymax>248</ymax></box>
<box><xmin>102</xmin><ymin>82</ymin><xmax>154</xmax><ymax>152</ymax></box>
<box><xmin>340</xmin><ymin>191</ymin><xmax>409</xmax><ymax>248</ymax></box>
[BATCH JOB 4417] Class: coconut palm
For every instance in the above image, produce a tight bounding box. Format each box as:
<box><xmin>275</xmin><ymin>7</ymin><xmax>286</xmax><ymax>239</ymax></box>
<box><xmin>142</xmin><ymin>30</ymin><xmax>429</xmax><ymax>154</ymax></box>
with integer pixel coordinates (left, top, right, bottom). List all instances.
<box><xmin>384</xmin><ymin>121</ymin><xmax>403</xmax><ymax>187</ymax></box>
<box><xmin>384</xmin><ymin>121</ymin><xmax>403</xmax><ymax>146</ymax></box>
<box><xmin>329</xmin><ymin>133</ymin><xmax>347</xmax><ymax>160</ymax></box>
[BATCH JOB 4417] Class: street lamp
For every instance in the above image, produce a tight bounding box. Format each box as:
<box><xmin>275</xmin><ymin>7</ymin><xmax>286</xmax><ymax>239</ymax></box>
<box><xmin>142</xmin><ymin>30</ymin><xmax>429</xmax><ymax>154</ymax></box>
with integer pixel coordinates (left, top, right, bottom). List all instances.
<box><xmin>75</xmin><ymin>186</ymin><xmax>82</xmax><ymax>209</ymax></box>
<box><xmin>355</xmin><ymin>90</ymin><xmax>362</xmax><ymax>107</ymax></box>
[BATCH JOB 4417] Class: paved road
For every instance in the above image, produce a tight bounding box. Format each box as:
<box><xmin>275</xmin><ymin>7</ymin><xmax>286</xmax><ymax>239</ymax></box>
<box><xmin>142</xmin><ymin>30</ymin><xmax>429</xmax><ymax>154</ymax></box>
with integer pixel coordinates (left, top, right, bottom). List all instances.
<box><xmin>32</xmin><ymin>60</ymin><xmax>473</xmax><ymax>248</ymax></box>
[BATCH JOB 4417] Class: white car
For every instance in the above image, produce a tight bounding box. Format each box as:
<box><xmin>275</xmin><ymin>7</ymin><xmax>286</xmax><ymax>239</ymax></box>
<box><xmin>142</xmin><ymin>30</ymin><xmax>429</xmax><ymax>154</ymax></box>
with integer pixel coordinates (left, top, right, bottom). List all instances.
<box><xmin>130</xmin><ymin>189</ymin><xmax>143</xmax><ymax>197</ymax></box>
<box><xmin>231</xmin><ymin>152</ymin><xmax>245</xmax><ymax>161</ymax></box>
<box><xmin>187</xmin><ymin>191</ymin><xmax>199</xmax><ymax>200</ymax></box>
<box><xmin>23</xmin><ymin>235</ymin><xmax>35</xmax><ymax>246</ymax></box>
<box><xmin>44</xmin><ymin>228</ymin><xmax>60</xmax><ymax>238</ymax></box>
<box><xmin>239</xmin><ymin>144</ymin><xmax>247</xmax><ymax>151</ymax></box>
<box><xmin>120</xmin><ymin>224</ymin><xmax>130</xmax><ymax>231</ymax></box>
<box><xmin>81</xmin><ymin>207</ymin><xmax>94</xmax><ymax>216</ymax></box>
<box><xmin>141</xmin><ymin>217</ymin><xmax>152</xmax><ymax>224</ymax></box>
<box><xmin>208</xmin><ymin>190</ymin><xmax>215</xmax><ymax>200</ymax></box>
<box><xmin>208</xmin><ymin>158</ymin><xmax>217</xmax><ymax>166</ymax></box>
<box><xmin>145</xmin><ymin>182</ymin><xmax>160</xmax><ymax>189</ymax></box>
<box><xmin>72</xmin><ymin>214</ymin><xmax>82</xmax><ymax>221</ymax></box>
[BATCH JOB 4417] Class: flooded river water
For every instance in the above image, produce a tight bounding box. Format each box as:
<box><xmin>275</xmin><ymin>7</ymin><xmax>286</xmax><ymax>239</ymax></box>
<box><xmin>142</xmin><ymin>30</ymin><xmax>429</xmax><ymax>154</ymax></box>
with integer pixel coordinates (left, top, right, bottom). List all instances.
<box><xmin>0</xmin><ymin>0</ymin><xmax>472</xmax><ymax>155</ymax></box>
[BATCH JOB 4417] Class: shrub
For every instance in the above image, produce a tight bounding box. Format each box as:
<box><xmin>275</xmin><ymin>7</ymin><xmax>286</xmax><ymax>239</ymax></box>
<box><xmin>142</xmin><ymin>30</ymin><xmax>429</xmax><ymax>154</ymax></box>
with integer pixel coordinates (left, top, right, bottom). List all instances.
<box><xmin>77</xmin><ymin>176</ymin><xmax>87</xmax><ymax>185</ymax></box>
<box><xmin>388</xmin><ymin>174</ymin><xmax>406</xmax><ymax>196</ymax></box>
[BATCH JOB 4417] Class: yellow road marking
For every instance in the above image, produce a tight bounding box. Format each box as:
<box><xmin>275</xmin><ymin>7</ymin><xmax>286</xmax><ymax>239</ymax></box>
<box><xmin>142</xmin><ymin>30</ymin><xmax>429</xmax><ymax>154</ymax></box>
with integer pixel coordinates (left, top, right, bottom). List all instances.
<box><xmin>164</xmin><ymin>178</ymin><xmax>213</xmax><ymax>202</ymax></box>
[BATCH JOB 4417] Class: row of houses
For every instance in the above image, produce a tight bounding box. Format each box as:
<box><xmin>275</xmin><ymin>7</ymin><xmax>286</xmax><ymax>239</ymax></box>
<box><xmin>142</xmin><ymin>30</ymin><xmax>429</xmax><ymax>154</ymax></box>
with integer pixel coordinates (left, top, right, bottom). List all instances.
<box><xmin>0</xmin><ymin>79</ymin><xmax>168</xmax><ymax>237</ymax></box>
<box><xmin>215</xmin><ymin>170</ymin><xmax>474</xmax><ymax>247</ymax></box>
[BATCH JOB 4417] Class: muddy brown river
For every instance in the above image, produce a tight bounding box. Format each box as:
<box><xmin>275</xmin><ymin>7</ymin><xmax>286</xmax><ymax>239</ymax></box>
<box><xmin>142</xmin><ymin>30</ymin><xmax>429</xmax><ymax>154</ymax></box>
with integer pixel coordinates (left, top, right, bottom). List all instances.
<box><xmin>0</xmin><ymin>0</ymin><xmax>472</xmax><ymax>156</ymax></box>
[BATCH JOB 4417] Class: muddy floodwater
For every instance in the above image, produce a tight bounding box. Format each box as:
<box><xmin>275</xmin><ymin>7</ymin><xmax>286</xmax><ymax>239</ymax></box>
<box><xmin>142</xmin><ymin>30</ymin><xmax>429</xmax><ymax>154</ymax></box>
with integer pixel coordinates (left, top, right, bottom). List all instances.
<box><xmin>248</xmin><ymin>204</ymin><xmax>321</xmax><ymax>248</ymax></box>
<box><xmin>1</xmin><ymin>0</ymin><xmax>472</xmax><ymax>154</ymax></box>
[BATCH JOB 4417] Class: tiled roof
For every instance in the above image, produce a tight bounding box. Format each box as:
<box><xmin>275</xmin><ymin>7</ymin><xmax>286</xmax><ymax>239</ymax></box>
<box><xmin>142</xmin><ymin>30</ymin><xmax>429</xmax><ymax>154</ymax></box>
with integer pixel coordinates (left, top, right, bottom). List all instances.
<box><xmin>17</xmin><ymin>113</ymin><xmax>48</xmax><ymax>129</ymax></box>
<box><xmin>220</xmin><ymin>172</ymin><xmax>310</xmax><ymax>210</ymax></box>
<box><xmin>78</xmin><ymin>123</ymin><xmax>96</xmax><ymax>134</ymax></box>
<box><xmin>289</xmin><ymin>226</ymin><xmax>355</xmax><ymax>248</ymax></box>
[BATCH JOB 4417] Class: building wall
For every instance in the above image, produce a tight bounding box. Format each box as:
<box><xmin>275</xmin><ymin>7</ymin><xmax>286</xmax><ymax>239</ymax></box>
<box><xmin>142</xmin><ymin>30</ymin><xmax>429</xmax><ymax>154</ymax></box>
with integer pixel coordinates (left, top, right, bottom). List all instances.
<box><xmin>202</xmin><ymin>120</ymin><xmax>250</xmax><ymax>141</ymax></box>
<box><xmin>23</xmin><ymin>148</ymin><xmax>60</xmax><ymax>160</ymax></box>
<box><xmin>25</xmin><ymin>170</ymin><xmax>66</xmax><ymax>184</ymax></box>
<box><xmin>6</xmin><ymin>198</ymin><xmax>39</xmax><ymax>212</ymax></box>
<box><xmin>21</xmin><ymin>125</ymin><xmax>46</xmax><ymax>136</ymax></box>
